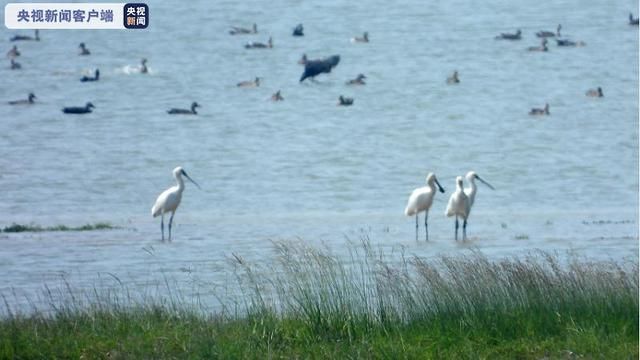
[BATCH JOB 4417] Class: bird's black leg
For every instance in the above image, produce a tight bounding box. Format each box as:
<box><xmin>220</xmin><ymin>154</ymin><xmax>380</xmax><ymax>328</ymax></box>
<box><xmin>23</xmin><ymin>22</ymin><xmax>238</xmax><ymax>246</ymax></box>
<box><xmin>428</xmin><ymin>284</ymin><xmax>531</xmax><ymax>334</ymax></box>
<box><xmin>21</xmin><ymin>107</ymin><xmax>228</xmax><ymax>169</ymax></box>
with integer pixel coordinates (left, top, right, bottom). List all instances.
<box><xmin>455</xmin><ymin>217</ymin><xmax>459</xmax><ymax>241</ymax></box>
<box><xmin>463</xmin><ymin>219</ymin><xmax>467</xmax><ymax>241</ymax></box>
<box><xmin>415</xmin><ymin>215</ymin><xmax>419</xmax><ymax>241</ymax></box>
<box><xmin>425</xmin><ymin>213</ymin><xmax>429</xmax><ymax>241</ymax></box>
<box><xmin>160</xmin><ymin>214</ymin><xmax>165</xmax><ymax>241</ymax></box>
<box><xmin>168</xmin><ymin>212</ymin><xmax>175</xmax><ymax>241</ymax></box>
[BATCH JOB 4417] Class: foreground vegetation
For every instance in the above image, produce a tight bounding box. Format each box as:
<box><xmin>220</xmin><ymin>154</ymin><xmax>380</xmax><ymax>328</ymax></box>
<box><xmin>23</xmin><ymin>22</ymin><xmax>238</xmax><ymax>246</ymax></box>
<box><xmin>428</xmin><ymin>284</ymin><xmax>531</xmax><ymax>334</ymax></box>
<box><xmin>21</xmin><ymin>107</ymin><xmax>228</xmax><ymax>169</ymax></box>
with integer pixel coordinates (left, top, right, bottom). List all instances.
<box><xmin>1</xmin><ymin>222</ymin><xmax>116</xmax><ymax>233</ymax></box>
<box><xmin>1</xmin><ymin>241</ymin><xmax>637</xmax><ymax>358</ymax></box>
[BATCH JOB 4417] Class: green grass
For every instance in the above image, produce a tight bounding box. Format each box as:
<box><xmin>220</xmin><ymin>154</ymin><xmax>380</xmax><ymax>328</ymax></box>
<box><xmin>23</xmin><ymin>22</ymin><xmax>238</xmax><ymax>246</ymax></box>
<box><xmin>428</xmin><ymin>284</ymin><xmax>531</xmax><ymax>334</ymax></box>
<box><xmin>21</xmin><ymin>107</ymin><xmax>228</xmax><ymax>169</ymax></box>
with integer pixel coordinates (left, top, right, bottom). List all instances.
<box><xmin>0</xmin><ymin>241</ymin><xmax>637</xmax><ymax>358</ymax></box>
<box><xmin>2</xmin><ymin>222</ymin><xmax>116</xmax><ymax>233</ymax></box>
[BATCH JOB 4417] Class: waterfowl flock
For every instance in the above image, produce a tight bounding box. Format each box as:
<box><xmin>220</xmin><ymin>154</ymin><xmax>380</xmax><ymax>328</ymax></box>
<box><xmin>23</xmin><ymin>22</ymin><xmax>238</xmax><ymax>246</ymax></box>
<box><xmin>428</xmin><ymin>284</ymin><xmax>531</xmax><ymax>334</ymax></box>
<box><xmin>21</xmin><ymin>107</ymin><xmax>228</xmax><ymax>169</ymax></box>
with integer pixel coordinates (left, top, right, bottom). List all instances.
<box><xmin>7</xmin><ymin>16</ymin><xmax>624</xmax><ymax>118</ymax></box>
<box><xmin>4</xmin><ymin>12</ymin><xmax>635</xmax><ymax>242</ymax></box>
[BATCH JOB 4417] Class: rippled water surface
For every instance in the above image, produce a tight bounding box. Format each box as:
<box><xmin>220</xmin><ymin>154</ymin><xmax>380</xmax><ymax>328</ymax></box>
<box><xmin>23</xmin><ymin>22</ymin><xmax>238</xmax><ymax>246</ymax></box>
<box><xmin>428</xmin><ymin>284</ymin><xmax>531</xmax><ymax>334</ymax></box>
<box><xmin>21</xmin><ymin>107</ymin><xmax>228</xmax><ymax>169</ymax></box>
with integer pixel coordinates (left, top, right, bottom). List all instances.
<box><xmin>1</xmin><ymin>0</ymin><xmax>638</xmax><ymax>310</ymax></box>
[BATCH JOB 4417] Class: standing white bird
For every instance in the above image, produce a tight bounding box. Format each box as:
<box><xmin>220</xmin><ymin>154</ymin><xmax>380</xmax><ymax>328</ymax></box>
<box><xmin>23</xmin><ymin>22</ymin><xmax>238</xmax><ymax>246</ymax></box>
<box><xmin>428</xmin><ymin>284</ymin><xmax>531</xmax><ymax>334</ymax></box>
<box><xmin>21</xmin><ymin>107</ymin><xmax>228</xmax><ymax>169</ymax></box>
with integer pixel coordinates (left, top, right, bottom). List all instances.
<box><xmin>464</xmin><ymin>171</ymin><xmax>495</xmax><ymax>209</ymax></box>
<box><xmin>445</xmin><ymin>176</ymin><xmax>470</xmax><ymax>241</ymax></box>
<box><xmin>404</xmin><ymin>173</ymin><xmax>445</xmax><ymax>241</ymax></box>
<box><xmin>151</xmin><ymin>166</ymin><xmax>200</xmax><ymax>241</ymax></box>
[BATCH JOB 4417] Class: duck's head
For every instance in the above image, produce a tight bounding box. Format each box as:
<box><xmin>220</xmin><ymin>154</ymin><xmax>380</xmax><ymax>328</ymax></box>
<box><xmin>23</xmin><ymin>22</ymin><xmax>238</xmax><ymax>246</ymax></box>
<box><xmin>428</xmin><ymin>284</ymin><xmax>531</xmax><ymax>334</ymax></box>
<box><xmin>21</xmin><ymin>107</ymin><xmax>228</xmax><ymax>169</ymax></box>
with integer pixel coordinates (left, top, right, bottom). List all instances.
<box><xmin>357</xmin><ymin>73</ymin><xmax>366</xmax><ymax>80</ymax></box>
<box><xmin>28</xmin><ymin>92</ymin><xmax>36</xmax><ymax>101</ymax></box>
<box><xmin>86</xmin><ymin>102</ymin><xmax>95</xmax><ymax>109</ymax></box>
<box><xmin>191</xmin><ymin>102</ymin><xmax>200</xmax><ymax>109</ymax></box>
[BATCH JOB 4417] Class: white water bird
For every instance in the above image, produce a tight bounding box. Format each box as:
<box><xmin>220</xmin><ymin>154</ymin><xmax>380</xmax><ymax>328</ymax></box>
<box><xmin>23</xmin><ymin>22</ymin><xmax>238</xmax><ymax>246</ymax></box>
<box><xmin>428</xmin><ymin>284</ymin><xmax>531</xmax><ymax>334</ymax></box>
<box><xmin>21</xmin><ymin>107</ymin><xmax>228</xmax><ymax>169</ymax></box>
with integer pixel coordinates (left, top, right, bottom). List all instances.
<box><xmin>404</xmin><ymin>173</ymin><xmax>445</xmax><ymax>241</ymax></box>
<box><xmin>464</xmin><ymin>171</ymin><xmax>495</xmax><ymax>209</ymax></box>
<box><xmin>445</xmin><ymin>176</ymin><xmax>470</xmax><ymax>241</ymax></box>
<box><xmin>151</xmin><ymin>166</ymin><xmax>201</xmax><ymax>241</ymax></box>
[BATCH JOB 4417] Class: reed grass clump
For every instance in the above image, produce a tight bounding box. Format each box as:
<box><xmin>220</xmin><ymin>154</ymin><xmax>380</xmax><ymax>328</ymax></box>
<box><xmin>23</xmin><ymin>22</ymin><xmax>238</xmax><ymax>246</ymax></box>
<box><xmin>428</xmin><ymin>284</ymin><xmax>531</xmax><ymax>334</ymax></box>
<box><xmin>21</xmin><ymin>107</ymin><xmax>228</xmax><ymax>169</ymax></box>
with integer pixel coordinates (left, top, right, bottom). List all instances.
<box><xmin>0</xmin><ymin>240</ymin><xmax>637</xmax><ymax>358</ymax></box>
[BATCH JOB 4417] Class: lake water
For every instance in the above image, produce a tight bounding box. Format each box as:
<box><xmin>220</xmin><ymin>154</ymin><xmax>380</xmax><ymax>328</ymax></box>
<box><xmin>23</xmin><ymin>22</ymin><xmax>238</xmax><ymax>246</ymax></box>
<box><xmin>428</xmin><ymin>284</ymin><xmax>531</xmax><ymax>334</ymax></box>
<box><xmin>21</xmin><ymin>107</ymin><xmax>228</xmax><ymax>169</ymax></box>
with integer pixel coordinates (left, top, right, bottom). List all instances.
<box><xmin>1</xmin><ymin>0</ymin><xmax>638</xmax><ymax>311</ymax></box>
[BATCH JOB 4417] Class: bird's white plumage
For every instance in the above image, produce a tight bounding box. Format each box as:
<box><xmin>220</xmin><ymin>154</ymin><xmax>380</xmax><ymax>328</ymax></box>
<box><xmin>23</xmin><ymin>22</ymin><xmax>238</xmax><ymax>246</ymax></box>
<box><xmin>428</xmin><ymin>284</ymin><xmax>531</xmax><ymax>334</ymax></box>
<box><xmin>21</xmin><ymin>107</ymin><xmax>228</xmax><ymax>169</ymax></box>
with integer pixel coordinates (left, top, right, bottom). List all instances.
<box><xmin>463</xmin><ymin>171</ymin><xmax>494</xmax><ymax>213</ymax></box>
<box><xmin>152</xmin><ymin>167</ymin><xmax>186</xmax><ymax>217</ymax></box>
<box><xmin>151</xmin><ymin>166</ymin><xmax>199</xmax><ymax>241</ymax></box>
<box><xmin>152</xmin><ymin>185</ymin><xmax>182</xmax><ymax>217</ymax></box>
<box><xmin>405</xmin><ymin>172</ymin><xmax>444</xmax><ymax>241</ymax></box>
<box><xmin>464</xmin><ymin>172</ymin><xmax>478</xmax><ymax>210</ymax></box>
<box><xmin>405</xmin><ymin>174</ymin><xmax>439</xmax><ymax>216</ymax></box>
<box><xmin>445</xmin><ymin>176</ymin><xmax>469</xmax><ymax>219</ymax></box>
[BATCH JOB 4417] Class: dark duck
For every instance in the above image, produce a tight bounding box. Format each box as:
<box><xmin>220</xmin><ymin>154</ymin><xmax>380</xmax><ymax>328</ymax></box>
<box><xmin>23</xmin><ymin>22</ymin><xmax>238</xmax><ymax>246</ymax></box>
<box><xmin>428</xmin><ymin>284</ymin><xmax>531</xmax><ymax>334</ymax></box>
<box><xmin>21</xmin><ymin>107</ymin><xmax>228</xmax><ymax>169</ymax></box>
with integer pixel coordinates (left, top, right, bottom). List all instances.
<box><xmin>167</xmin><ymin>102</ymin><xmax>200</xmax><ymax>115</ymax></box>
<box><xmin>63</xmin><ymin>102</ymin><xmax>95</xmax><ymax>114</ymax></box>
<box><xmin>80</xmin><ymin>69</ymin><xmax>100</xmax><ymax>82</ymax></box>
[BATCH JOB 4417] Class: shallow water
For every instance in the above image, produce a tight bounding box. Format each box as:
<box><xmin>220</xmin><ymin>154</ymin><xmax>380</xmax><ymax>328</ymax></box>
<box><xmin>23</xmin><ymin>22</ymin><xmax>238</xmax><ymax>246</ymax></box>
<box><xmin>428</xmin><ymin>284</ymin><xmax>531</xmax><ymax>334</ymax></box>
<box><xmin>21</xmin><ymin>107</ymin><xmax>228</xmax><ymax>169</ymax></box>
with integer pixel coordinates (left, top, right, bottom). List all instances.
<box><xmin>0</xmin><ymin>0</ymin><xmax>638</xmax><ymax>311</ymax></box>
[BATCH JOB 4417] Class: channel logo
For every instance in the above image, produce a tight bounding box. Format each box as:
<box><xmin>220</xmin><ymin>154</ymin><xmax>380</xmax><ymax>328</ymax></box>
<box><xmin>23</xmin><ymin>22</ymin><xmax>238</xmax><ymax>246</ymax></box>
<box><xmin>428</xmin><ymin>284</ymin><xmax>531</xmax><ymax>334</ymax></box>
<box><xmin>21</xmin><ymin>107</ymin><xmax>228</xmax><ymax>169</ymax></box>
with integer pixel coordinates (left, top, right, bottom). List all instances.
<box><xmin>5</xmin><ymin>3</ymin><xmax>149</xmax><ymax>29</ymax></box>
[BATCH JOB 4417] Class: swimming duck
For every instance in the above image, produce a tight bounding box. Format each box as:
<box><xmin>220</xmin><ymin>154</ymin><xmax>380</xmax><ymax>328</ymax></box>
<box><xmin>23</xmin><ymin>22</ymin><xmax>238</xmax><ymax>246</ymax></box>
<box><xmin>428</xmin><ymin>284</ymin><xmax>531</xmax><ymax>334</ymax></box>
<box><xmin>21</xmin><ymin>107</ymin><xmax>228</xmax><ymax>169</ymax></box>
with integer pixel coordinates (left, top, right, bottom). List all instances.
<box><xmin>586</xmin><ymin>87</ymin><xmax>603</xmax><ymax>97</ymax></box>
<box><xmin>7</xmin><ymin>45</ymin><xmax>20</xmax><ymax>58</ymax></box>
<box><xmin>245</xmin><ymin>37</ymin><xmax>272</xmax><ymax>49</ymax></box>
<box><xmin>346</xmin><ymin>73</ymin><xmax>366</xmax><ymax>85</ymax></box>
<box><xmin>8</xmin><ymin>93</ymin><xmax>36</xmax><ymax>105</ymax></box>
<box><xmin>10</xmin><ymin>59</ymin><xmax>21</xmax><ymax>70</ymax></box>
<box><xmin>63</xmin><ymin>102</ymin><xmax>95</xmax><ymax>114</ymax></box>
<box><xmin>237</xmin><ymin>77</ymin><xmax>260</xmax><ymax>88</ymax></box>
<box><xmin>629</xmin><ymin>13</ymin><xmax>639</xmax><ymax>25</ymax></box>
<box><xmin>338</xmin><ymin>95</ymin><xmax>354</xmax><ymax>106</ymax></box>
<box><xmin>298</xmin><ymin>54</ymin><xmax>308</xmax><ymax>65</ymax></box>
<box><xmin>529</xmin><ymin>103</ymin><xmax>549</xmax><ymax>116</ymax></box>
<box><xmin>527</xmin><ymin>38</ymin><xmax>548</xmax><ymax>52</ymax></box>
<box><xmin>167</xmin><ymin>102</ymin><xmax>199</xmax><ymax>115</ymax></box>
<box><xmin>140</xmin><ymin>58</ymin><xmax>148</xmax><ymax>74</ymax></box>
<box><xmin>11</xmin><ymin>30</ymin><xmax>39</xmax><ymax>42</ymax></box>
<box><xmin>79</xmin><ymin>42</ymin><xmax>90</xmax><ymax>55</ymax></box>
<box><xmin>229</xmin><ymin>23</ymin><xmax>257</xmax><ymax>35</ymax></box>
<box><xmin>300</xmin><ymin>55</ymin><xmax>340</xmax><ymax>82</ymax></box>
<box><xmin>351</xmin><ymin>32</ymin><xmax>369</xmax><ymax>43</ymax></box>
<box><xmin>556</xmin><ymin>39</ymin><xmax>586</xmax><ymax>47</ymax></box>
<box><xmin>446</xmin><ymin>70</ymin><xmax>460</xmax><ymax>84</ymax></box>
<box><xmin>495</xmin><ymin>29</ymin><xmax>521</xmax><ymax>40</ymax></box>
<box><xmin>271</xmin><ymin>90</ymin><xmax>284</xmax><ymax>101</ymax></box>
<box><xmin>536</xmin><ymin>24</ymin><xmax>561</xmax><ymax>38</ymax></box>
<box><xmin>293</xmin><ymin>24</ymin><xmax>304</xmax><ymax>36</ymax></box>
<box><xmin>80</xmin><ymin>69</ymin><xmax>100</xmax><ymax>82</ymax></box>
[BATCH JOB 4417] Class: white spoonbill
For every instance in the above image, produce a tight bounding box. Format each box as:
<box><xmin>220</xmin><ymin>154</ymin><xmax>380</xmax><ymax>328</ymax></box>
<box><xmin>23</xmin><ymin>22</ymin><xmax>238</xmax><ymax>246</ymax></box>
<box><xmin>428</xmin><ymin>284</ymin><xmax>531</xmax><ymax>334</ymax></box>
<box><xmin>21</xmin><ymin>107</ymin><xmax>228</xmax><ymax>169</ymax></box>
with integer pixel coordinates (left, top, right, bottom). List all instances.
<box><xmin>464</xmin><ymin>171</ymin><xmax>495</xmax><ymax>209</ymax></box>
<box><xmin>445</xmin><ymin>176</ymin><xmax>470</xmax><ymax>241</ymax></box>
<box><xmin>404</xmin><ymin>173</ymin><xmax>445</xmax><ymax>241</ymax></box>
<box><xmin>151</xmin><ymin>166</ymin><xmax>201</xmax><ymax>241</ymax></box>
